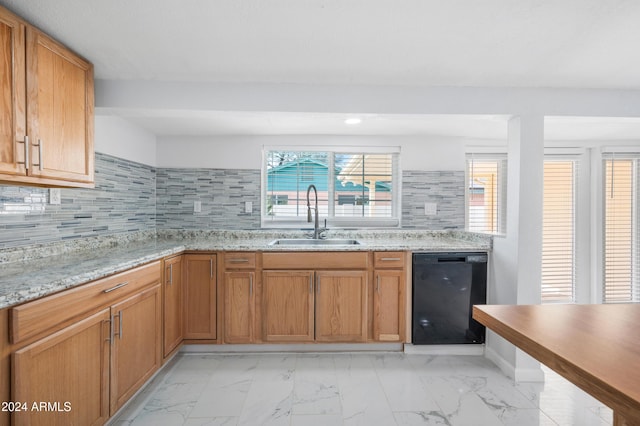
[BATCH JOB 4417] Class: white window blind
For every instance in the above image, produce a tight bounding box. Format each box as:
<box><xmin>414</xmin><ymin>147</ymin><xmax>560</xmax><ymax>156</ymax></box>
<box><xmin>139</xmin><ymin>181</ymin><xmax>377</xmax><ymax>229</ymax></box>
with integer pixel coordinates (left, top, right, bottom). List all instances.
<box><xmin>263</xmin><ymin>149</ymin><xmax>400</xmax><ymax>227</ymax></box>
<box><xmin>542</xmin><ymin>158</ymin><xmax>577</xmax><ymax>303</ymax></box>
<box><xmin>603</xmin><ymin>153</ymin><xmax>640</xmax><ymax>303</ymax></box>
<box><xmin>465</xmin><ymin>153</ymin><xmax>507</xmax><ymax>235</ymax></box>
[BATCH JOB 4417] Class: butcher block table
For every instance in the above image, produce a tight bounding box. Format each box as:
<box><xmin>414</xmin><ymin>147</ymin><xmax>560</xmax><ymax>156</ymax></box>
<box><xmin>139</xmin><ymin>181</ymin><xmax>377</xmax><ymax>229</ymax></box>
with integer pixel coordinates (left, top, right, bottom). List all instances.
<box><xmin>473</xmin><ymin>304</ymin><xmax>640</xmax><ymax>426</ymax></box>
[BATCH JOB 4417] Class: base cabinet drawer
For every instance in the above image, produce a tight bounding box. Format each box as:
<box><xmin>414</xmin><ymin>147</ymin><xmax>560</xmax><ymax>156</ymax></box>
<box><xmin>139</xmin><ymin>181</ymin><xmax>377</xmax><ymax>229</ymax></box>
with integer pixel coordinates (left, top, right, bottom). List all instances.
<box><xmin>11</xmin><ymin>261</ymin><xmax>162</xmax><ymax>345</ymax></box>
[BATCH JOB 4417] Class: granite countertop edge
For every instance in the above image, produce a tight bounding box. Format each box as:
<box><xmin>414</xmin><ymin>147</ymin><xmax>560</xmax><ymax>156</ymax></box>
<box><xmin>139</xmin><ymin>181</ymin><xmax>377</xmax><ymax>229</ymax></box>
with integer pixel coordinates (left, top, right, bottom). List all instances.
<box><xmin>0</xmin><ymin>230</ymin><xmax>492</xmax><ymax>310</ymax></box>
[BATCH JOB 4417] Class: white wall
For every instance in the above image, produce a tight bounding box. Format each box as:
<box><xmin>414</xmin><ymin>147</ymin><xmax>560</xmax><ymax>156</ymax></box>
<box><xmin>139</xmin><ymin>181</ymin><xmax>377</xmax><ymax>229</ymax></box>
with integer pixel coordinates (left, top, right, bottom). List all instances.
<box><xmin>156</xmin><ymin>134</ymin><xmax>501</xmax><ymax>170</ymax></box>
<box><xmin>95</xmin><ymin>115</ymin><xmax>157</xmax><ymax>166</ymax></box>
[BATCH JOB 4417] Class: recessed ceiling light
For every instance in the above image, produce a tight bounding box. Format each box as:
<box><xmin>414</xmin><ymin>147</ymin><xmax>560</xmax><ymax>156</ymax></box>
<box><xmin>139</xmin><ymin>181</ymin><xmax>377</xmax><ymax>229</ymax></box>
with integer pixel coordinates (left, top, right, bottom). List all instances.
<box><xmin>344</xmin><ymin>118</ymin><xmax>362</xmax><ymax>125</ymax></box>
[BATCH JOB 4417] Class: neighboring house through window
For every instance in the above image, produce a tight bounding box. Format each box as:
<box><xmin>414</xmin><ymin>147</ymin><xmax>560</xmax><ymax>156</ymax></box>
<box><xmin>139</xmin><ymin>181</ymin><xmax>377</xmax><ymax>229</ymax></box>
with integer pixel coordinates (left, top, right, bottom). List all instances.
<box><xmin>262</xmin><ymin>148</ymin><xmax>400</xmax><ymax>228</ymax></box>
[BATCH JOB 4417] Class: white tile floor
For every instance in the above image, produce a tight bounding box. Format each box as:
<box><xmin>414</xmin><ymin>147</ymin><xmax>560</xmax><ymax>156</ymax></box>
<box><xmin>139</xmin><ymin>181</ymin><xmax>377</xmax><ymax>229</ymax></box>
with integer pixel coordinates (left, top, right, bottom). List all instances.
<box><xmin>110</xmin><ymin>353</ymin><xmax>613</xmax><ymax>426</ymax></box>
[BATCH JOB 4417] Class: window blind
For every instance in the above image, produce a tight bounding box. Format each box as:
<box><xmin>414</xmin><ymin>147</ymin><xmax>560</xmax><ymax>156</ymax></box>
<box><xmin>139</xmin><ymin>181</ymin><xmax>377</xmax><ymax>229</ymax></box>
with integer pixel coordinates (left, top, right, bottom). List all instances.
<box><xmin>603</xmin><ymin>154</ymin><xmax>640</xmax><ymax>303</ymax></box>
<box><xmin>542</xmin><ymin>159</ymin><xmax>577</xmax><ymax>303</ymax></box>
<box><xmin>465</xmin><ymin>153</ymin><xmax>507</xmax><ymax>235</ymax></box>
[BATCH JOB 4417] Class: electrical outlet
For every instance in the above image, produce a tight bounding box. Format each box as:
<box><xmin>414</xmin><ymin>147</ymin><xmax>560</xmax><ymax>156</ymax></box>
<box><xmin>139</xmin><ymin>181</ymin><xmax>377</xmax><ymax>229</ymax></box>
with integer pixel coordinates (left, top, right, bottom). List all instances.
<box><xmin>193</xmin><ymin>201</ymin><xmax>202</xmax><ymax>213</ymax></box>
<box><xmin>245</xmin><ymin>201</ymin><xmax>252</xmax><ymax>213</ymax></box>
<box><xmin>49</xmin><ymin>188</ymin><xmax>61</xmax><ymax>205</ymax></box>
<box><xmin>424</xmin><ymin>202</ymin><xmax>437</xmax><ymax>215</ymax></box>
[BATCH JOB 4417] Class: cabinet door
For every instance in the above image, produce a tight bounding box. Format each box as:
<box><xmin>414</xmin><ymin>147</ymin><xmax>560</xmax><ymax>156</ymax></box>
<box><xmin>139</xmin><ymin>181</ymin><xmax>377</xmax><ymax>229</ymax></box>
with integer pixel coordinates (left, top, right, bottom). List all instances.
<box><xmin>184</xmin><ymin>254</ymin><xmax>217</xmax><ymax>340</ymax></box>
<box><xmin>0</xmin><ymin>9</ymin><xmax>26</xmax><ymax>176</ymax></box>
<box><xmin>12</xmin><ymin>308</ymin><xmax>110</xmax><ymax>426</ymax></box>
<box><xmin>163</xmin><ymin>255</ymin><xmax>183</xmax><ymax>357</ymax></box>
<box><xmin>25</xmin><ymin>27</ymin><xmax>94</xmax><ymax>184</ymax></box>
<box><xmin>224</xmin><ymin>271</ymin><xmax>254</xmax><ymax>343</ymax></box>
<box><xmin>373</xmin><ymin>270</ymin><xmax>404</xmax><ymax>342</ymax></box>
<box><xmin>315</xmin><ymin>271</ymin><xmax>367</xmax><ymax>342</ymax></box>
<box><xmin>262</xmin><ymin>271</ymin><xmax>314</xmax><ymax>342</ymax></box>
<box><xmin>110</xmin><ymin>285</ymin><xmax>162</xmax><ymax>415</ymax></box>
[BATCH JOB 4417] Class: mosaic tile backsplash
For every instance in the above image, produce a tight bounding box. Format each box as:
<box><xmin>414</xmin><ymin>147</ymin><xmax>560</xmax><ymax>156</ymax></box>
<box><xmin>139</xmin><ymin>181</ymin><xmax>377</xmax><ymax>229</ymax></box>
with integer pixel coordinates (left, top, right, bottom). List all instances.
<box><xmin>0</xmin><ymin>154</ymin><xmax>465</xmax><ymax>249</ymax></box>
<box><xmin>0</xmin><ymin>153</ymin><xmax>156</xmax><ymax>248</ymax></box>
<box><xmin>401</xmin><ymin>170</ymin><xmax>465</xmax><ymax>229</ymax></box>
<box><xmin>156</xmin><ymin>168</ymin><xmax>261</xmax><ymax>230</ymax></box>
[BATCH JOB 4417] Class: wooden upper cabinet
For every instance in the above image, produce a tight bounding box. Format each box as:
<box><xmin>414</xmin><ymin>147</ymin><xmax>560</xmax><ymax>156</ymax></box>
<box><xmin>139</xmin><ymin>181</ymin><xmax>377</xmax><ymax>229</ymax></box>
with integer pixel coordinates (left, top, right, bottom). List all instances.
<box><xmin>315</xmin><ymin>271</ymin><xmax>367</xmax><ymax>342</ymax></box>
<box><xmin>0</xmin><ymin>6</ymin><xmax>94</xmax><ymax>187</ymax></box>
<box><xmin>26</xmin><ymin>28</ymin><xmax>94</xmax><ymax>185</ymax></box>
<box><xmin>262</xmin><ymin>271</ymin><xmax>314</xmax><ymax>342</ymax></box>
<box><xmin>0</xmin><ymin>8</ymin><xmax>26</xmax><ymax>177</ymax></box>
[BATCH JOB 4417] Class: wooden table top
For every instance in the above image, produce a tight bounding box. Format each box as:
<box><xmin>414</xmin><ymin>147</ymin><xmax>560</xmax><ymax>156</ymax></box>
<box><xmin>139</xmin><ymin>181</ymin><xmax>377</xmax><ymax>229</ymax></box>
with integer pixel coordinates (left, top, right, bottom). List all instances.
<box><xmin>473</xmin><ymin>304</ymin><xmax>640</xmax><ymax>424</ymax></box>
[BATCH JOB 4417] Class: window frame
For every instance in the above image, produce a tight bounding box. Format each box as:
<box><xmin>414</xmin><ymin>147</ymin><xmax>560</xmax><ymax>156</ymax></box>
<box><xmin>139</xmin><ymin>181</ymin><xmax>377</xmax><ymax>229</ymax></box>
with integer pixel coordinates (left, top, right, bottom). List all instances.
<box><xmin>261</xmin><ymin>146</ymin><xmax>401</xmax><ymax>229</ymax></box>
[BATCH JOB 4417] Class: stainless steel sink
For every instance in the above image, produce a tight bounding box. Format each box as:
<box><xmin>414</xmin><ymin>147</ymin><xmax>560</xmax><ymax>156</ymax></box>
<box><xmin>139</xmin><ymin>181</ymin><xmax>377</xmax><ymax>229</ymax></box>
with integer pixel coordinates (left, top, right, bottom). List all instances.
<box><xmin>268</xmin><ymin>238</ymin><xmax>362</xmax><ymax>246</ymax></box>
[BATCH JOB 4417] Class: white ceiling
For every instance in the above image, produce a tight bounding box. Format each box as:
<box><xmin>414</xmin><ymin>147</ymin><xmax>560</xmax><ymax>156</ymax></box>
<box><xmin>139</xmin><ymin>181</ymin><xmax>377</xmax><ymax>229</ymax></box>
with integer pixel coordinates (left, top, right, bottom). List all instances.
<box><xmin>3</xmin><ymin>0</ymin><xmax>640</xmax><ymax>139</ymax></box>
<box><xmin>4</xmin><ymin>0</ymin><xmax>640</xmax><ymax>89</ymax></box>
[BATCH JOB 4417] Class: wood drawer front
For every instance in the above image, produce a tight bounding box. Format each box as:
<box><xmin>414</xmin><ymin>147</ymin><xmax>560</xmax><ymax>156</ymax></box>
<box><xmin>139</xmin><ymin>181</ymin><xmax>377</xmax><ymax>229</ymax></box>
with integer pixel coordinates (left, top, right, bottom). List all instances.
<box><xmin>262</xmin><ymin>252</ymin><xmax>368</xmax><ymax>270</ymax></box>
<box><xmin>224</xmin><ymin>252</ymin><xmax>256</xmax><ymax>269</ymax></box>
<box><xmin>374</xmin><ymin>252</ymin><xmax>405</xmax><ymax>269</ymax></box>
<box><xmin>11</xmin><ymin>261</ymin><xmax>162</xmax><ymax>344</ymax></box>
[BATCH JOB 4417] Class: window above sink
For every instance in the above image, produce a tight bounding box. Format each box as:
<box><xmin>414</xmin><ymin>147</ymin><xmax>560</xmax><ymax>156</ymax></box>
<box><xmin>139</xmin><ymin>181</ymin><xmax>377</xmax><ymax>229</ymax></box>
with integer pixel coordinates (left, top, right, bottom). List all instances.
<box><xmin>261</xmin><ymin>146</ymin><xmax>401</xmax><ymax>229</ymax></box>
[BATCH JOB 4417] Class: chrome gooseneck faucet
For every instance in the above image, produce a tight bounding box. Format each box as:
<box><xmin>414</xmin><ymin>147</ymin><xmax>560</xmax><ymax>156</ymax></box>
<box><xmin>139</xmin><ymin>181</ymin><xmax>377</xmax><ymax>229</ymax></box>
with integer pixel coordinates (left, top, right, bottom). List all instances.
<box><xmin>306</xmin><ymin>184</ymin><xmax>320</xmax><ymax>239</ymax></box>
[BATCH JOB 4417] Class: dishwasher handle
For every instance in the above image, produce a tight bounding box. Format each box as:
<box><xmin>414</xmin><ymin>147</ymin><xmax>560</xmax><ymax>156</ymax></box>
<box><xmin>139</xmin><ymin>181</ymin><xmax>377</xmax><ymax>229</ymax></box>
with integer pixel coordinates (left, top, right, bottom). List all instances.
<box><xmin>437</xmin><ymin>257</ymin><xmax>467</xmax><ymax>263</ymax></box>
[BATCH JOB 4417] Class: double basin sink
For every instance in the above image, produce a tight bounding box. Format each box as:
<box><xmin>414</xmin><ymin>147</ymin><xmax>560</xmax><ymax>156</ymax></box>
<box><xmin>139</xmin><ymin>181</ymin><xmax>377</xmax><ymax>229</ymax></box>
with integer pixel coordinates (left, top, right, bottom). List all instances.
<box><xmin>268</xmin><ymin>238</ymin><xmax>362</xmax><ymax>246</ymax></box>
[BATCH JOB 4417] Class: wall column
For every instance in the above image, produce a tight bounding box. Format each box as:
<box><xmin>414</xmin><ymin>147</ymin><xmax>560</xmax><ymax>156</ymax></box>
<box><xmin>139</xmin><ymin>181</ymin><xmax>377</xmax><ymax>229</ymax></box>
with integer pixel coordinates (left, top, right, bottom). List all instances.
<box><xmin>486</xmin><ymin>114</ymin><xmax>544</xmax><ymax>381</ymax></box>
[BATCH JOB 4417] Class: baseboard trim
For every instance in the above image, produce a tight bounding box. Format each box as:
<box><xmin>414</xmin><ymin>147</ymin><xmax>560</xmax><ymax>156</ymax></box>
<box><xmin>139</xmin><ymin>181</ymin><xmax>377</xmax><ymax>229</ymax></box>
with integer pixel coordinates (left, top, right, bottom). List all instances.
<box><xmin>403</xmin><ymin>343</ymin><xmax>485</xmax><ymax>356</ymax></box>
<box><xmin>180</xmin><ymin>343</ymin><xmax>404</xmax><ymax>353</ymax></box>
<box><xmin>483</xmin><ymin>346</ymin><xmax>544</xmax><ymax>382</ymax></box>
<box><xmin>484</xmin><ymin>345</ymin><xmax>516</xmax><ymax>380</ymax></box>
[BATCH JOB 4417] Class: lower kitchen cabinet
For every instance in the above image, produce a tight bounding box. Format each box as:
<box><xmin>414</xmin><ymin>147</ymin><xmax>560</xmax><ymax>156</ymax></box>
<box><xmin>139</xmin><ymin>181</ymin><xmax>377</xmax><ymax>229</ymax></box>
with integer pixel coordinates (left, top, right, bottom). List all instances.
<box><xmin>12</xmin><ymin>308</ymin><xmax>111</xmax><ymax>426</ymax></box>
<box><xmin>109</xmin><ymin>284</ymin><xmax>162</xmax><ymax>415</ymax></box>
<box><xmin>163</xmin><ymin>255</ymin><xmax>183</xmax><ymax>357</ymax></box>
<box><xmin>224</xmin><ymin>271</ymin><xmax>255</xmax><ymax>343</ymax></box>
<box><xmin>315</xmin><ymin>271</ymin><xmax>368</xmax><ymax>342</ymax></box>
<box><xmin>184</xmin><ymin>254</ymin><xmax>217</xmax><ymax>340</ymax></box>
<box><xmin>262</xmin><ymin>271</ymin><xmax>314</xmax><ymax>342</ymax></box>
<box><xmin>373</xmin><ymin>270</ymin><xmax>404</xmax><ymax>341</ymax></box>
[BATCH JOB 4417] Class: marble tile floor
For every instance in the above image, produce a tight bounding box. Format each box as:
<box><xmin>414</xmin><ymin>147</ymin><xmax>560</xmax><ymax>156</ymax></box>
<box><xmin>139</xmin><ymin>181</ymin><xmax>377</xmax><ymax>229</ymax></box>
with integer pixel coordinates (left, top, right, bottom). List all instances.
<box><xmin>109</xmin><ymin>353</ymin><xmax>613</xmax><ymax>426</ymax></box>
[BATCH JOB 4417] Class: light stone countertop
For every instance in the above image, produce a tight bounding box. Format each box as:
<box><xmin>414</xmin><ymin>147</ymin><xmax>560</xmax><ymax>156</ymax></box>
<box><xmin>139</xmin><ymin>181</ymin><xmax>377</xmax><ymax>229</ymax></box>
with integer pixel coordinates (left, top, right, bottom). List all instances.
<box><xmin>0</xmin><ymin>229</ymin><xmax>491</xmax><ymax>310</ymax></box>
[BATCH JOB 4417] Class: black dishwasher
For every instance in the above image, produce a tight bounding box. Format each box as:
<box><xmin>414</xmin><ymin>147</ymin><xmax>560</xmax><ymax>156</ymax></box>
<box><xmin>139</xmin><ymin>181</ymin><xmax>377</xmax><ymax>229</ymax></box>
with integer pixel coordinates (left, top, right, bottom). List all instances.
<box><xmin>412</xmin><ymin>252</ymin><xmax>487</xmax><ymax>344</ymax></box>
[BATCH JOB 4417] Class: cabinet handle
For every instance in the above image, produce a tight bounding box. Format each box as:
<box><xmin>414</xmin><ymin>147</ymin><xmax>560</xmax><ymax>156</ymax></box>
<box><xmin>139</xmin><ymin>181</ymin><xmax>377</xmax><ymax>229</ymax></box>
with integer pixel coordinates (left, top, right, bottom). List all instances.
<box><xmin>32</xmin><ymin>139</ymin><xmax>43</xmax><ymax>171</ymax></box>
<box><xmin>112</xmin><ymin>311</ymin><xmax>123</xmax><ymax>340</ymax></box>
<box><xmin>210</xmin><ymin>258</ymin><xmax>213</xmax><ymax>278</ymax></box>
<box><xmin>229</xmin><ymin>258</ymin><xmax>249</xmax><ymax>263</ymax></box>
<box><xmin>380</xmin><ymin>257</ymin><xmax>401</xmax><ymax>261</ymax></box>
<box><xmin>168</xmin><ymin>264</ymin><xmax>173</xmax><ymax>285</ymax></box>
<box><xmin>17</xmin><ymin>136</ymin><xmax>29</xmax><ymax>170</ymax></box>
<box><xmin>376</xmin><ymin>275</ymin><xmax>380</xmax><ymax>293</ymax></box>
<box><xmin>118</xmin><ymin>311</ymin><xmax>123</xmax><ymax>339</ymax></box>
<box><xmin>103</xmin><ymin>281</ymin><xmax>129</xmax><ymax>293</ymax></box>
<box><xmin>249</xmin><ymin>274</ymin><xmax>253</xmax><ymax>297</ymax></box>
